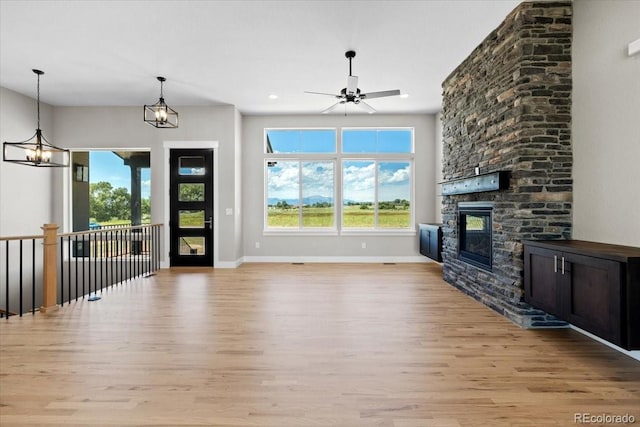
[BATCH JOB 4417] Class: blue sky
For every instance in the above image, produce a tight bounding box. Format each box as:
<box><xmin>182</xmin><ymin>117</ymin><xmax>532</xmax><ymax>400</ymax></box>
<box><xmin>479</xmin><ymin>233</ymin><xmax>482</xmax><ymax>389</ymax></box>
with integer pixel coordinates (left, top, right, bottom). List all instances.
<box><xmin>89</xmin><ymin>151</ymin><xmax>151</xmax><ymax>199</ymax></box>
<box><xmin>266</xmin><ymin>129</ymin><xmax>412</xmax><ymax>203</ymax></box>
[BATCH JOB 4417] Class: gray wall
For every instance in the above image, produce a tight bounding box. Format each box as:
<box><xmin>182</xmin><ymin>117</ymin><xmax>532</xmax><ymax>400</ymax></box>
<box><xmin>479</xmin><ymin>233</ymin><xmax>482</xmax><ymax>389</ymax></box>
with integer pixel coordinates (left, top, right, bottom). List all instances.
<box><xmin>0</xmin><ymin>87</ymin><xmax>55</xmax><ymax>236</ymax></box>
<box><xmin>50</xmin><ymin>105</ymin><xmax>243</xmax><ymax>264</ymax></box>
<box><xmin>241</xmin><ymin>114</ymin><xmax>436</xmax><ymax>260</ymax></box>
<box><xmin>572</xmin><ymin>0</ymin><xmax>640</xmax><ymax>246</ymax></box>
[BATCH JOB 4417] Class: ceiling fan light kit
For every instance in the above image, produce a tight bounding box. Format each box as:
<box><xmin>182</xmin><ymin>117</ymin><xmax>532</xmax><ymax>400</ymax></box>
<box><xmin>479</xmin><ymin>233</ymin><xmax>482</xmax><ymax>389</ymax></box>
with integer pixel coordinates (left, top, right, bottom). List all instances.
<box><xmin>306</xmin><ymin>50</ymin><xmax>400</xmax><ymax>115</ymax></box>
<box><xmin>144</xmin><ymin>76</ymin><xmax>179</xmax><ymax>128</ymax></box>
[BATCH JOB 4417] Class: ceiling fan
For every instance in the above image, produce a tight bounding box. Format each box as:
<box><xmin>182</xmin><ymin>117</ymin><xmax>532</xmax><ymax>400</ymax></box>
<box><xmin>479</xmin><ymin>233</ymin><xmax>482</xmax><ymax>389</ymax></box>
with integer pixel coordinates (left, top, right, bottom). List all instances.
<box><xmin>305</xmin><ymin>50</ymin><xmax>401</xmax><ymax>114</ymax></box>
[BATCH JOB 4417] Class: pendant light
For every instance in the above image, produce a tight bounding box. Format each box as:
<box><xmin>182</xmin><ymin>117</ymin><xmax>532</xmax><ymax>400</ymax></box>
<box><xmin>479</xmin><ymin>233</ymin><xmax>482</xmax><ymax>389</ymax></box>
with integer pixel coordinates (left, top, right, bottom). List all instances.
<box><xmin>144</xmin><ymin>76</ymin><xmax>178</xmax><ymax>128</ymax></box>
<box><xmin>3</xmin><ymin>69</ymin><xmax>70</xmax><ymax>167</ymax></box>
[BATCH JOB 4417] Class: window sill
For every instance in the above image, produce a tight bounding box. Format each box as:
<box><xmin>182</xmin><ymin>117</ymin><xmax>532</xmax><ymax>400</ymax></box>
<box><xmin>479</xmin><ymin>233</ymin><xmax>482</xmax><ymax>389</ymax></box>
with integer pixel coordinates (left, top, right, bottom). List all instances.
<box><xmin>340</xmin><ymin>229</ymin><xmax>416</xmax><ymax>237</ymax></box>
<box><xmin>262</xmin><ymin>229</ymin><xmax>416</xmax><ymax>237</ymax></box>
<box><xmin>263</xmin><ymin>229</ymin><xmax>339</xmax><ymax>236</ymax></box>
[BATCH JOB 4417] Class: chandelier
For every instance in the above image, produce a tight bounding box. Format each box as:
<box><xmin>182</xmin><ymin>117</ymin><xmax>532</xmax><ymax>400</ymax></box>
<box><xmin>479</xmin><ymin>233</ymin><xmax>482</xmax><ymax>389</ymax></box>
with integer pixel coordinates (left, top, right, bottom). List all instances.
<box><xmin>143</xmin><ymin>76</ymin><xmax>178</xmax><ymax>128</ymax></box>
<box><xmin>3</xmin><ymin>69</ymin><xmax>70</xmax><ymax>167</ymax></box>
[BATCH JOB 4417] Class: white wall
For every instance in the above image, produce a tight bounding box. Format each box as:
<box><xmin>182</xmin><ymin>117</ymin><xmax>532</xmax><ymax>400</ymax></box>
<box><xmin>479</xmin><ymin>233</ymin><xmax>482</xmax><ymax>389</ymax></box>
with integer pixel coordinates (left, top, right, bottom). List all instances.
<box><xmin>0</xmin><ymin>87</ymin><xmax>55</xmax><ymax>236</ymax></box>
<box><xmin>572</xmin><ymin>0</ymin><xmax>640</xmax><ymax>247</ymax></box>
<box><xmin>51</xmin><ymin>105</ymin><xmax>243</xmax><ymax>263</ymax></box>
<box><xmin>241</xmin><ymin>114</ymin><xmax>436</xmax><ymax>261</ymax></box>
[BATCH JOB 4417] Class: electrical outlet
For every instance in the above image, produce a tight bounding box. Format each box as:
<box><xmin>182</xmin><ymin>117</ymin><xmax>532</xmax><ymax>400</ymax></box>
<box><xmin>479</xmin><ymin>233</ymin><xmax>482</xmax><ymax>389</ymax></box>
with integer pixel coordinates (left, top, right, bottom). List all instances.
<box><xmin>255</xmin><ymin>242</ymin><xmax>260</xmax><ymax>249</ymax></box>
<box><xmin>361</xmin><ymin>242</ymin><xmax>367</xmax><ymax>249</ymax></box>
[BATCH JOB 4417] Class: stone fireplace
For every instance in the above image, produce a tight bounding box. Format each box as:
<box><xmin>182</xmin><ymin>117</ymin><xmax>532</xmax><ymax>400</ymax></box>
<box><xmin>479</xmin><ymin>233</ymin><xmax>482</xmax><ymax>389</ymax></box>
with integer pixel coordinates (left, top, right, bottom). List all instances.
<box><xmin>441</xmin><ymin>1</ymin><xmax>573</xmax><ymax>327</ymax></box>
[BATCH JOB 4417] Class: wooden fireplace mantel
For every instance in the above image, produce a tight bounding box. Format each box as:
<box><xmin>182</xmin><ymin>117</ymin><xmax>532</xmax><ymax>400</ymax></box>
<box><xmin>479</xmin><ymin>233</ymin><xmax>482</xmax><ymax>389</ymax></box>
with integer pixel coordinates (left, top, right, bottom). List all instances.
<box><xmin>440</xmin><ymin>171</ymin><xmax>509</xmax><ymax>196</ymax></box>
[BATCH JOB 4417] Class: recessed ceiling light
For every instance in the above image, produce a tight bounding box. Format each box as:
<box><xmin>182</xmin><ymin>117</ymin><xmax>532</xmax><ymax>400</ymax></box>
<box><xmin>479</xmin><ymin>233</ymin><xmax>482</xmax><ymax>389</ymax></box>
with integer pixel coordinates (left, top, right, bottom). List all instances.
<box><xmin>268</xmin><ymin>94</ymin><xmax>278</xmax><ymax>100</ymax></box>
<box><xmin>400</xmin><ymin>93</ymin><xmax>409</xmax><ymax>98</ymax></box>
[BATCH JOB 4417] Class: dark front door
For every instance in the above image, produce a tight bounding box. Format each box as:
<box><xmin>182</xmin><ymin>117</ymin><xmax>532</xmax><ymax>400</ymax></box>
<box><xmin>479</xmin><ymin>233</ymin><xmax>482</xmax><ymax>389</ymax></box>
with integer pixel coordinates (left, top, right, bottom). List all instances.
<box><xmin>169</xmin><ymin>149</ymin><xmax>214</xmax><ymax>267</ymax></box>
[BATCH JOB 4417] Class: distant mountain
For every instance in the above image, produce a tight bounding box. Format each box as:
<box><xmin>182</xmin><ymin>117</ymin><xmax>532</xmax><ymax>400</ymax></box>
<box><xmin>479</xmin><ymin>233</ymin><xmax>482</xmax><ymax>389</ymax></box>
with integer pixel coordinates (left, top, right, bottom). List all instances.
<box><xmin>267</xmin><ymin>195</ymin><xmax>333</xmax><ymax>206</ymax></box>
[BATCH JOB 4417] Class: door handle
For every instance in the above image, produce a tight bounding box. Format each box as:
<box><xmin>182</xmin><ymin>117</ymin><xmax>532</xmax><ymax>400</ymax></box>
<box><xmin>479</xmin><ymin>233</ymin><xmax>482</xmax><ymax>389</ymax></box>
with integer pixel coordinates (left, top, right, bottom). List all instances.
<box><xmin>204</xmin><ymin>216</ymin><xmax>213</xmax><ymax>229</ymax></box>
<box><xmin>561</xmin><ymin>256</ymin><xmax>565</xmax><ymax>275</ymax></box>
<box><xmin>554</xmin><ymin>255</ymin><xmax>558</xmax><ymax>273</ymax></box>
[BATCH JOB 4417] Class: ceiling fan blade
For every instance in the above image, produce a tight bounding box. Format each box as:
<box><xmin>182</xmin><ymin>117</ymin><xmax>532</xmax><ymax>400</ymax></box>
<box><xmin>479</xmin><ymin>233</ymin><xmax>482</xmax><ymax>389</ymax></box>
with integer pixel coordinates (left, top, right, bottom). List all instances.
<box><xmin>358</xmin><ymin>101</ymin><xmax>376</xmax><ymax>114</ymax></box>
<box><xmin>347</xmin><ymin>75</ymin><xmax>358</xmax><ymax>95</ymax></box>
<box><xmin>321</xmin><ymin>101</ymin><xmax>344</xmax><ymax>114</ymax></box>
<box><xmin>361</xmin><ymin>89</ymin><xmax>401</xmax><ymax>99</ymax></box>
<box><xmin>304</xmin><ymin>91</ymin><xmax>341</xmax><ymax>98</ymax></box>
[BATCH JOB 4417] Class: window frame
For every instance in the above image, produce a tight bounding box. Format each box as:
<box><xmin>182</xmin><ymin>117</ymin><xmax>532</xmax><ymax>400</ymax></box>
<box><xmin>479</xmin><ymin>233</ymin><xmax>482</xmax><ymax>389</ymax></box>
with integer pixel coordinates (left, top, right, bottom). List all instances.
<box><xmin>264</xmin><ymin>158</ymin><xmax>338</xmax><ymax>234</ymax></box>
<box><xmin>340</xmin><ymin>158</ymin><xmax>415</xmax><ymax>233</ymax></box>
<box><xmin>263</xmin><ymin>127</ymin><xmax>415</xmax><ymax>236</ymax></box>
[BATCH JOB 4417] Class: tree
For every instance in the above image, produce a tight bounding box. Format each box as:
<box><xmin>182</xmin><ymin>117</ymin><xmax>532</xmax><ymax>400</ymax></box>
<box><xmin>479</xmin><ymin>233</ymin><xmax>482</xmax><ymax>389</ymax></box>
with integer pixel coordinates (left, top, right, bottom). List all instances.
<box><xmin>89</xmin><ymin>181</ymin><xmax>131</xmax><ymax>222</ymax></box>
<box><xmin>179</xmin><ymin>184</ymin><xmax>204</xmax><ymax>202</ymax></box>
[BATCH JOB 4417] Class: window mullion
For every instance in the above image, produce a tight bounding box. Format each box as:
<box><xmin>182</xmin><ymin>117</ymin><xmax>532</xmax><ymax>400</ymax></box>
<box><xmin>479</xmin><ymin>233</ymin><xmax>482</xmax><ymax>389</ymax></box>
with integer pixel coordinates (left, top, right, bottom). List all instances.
<box><xmin>374</xmin><ymin>160</ymin><xmax>379</xmax><ymax>229</ymax></box>
<box><xmin>298</xmin><ymin>161</ymin><xmax>303</xmax><ymax>229</ymax></box>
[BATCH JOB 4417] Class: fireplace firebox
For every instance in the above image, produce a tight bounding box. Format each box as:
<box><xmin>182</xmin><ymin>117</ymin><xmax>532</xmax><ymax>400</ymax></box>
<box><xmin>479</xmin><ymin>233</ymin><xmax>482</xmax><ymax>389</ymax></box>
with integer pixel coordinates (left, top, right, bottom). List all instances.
<box><xmin>458</xmin><ymin>202</ymin><xmax>493</xmax><ymax>270</ymax></box>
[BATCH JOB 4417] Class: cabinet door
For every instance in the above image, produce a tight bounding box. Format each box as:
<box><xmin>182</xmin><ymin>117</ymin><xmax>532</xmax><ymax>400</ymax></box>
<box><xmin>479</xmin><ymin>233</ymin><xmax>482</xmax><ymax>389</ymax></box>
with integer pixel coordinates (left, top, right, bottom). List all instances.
<box><xmin>419</xmin><ymin>225</ymin><xmax>442</xmax><ymax>262</ymax></box>
<box><xmin>524</xmin><ymin>246</ymin><xmax>561</xmax><ymax>317</ymax></box>
<box><xmin>419</xmin><ymin>227</ymin><xmax>431</xmax><ymax>257</ymax></box>
<box><xmin>561</xmin><ymin>253</ymin><xmax>623</xmax><ymax>346</ymax></box>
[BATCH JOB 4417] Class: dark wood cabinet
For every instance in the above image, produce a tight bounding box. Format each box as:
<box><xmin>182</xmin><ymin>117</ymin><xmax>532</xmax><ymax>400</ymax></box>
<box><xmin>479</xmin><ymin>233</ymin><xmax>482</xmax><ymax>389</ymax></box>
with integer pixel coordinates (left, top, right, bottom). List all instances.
<box><xmin>419</xmin><ymin>223</ymin><xmax>442</xmax><ymax>262</ymax></box>
<box><xmin>524</xmin><ymin>240</ymin><xmax>640</xmax><ymax>350</ymax></box>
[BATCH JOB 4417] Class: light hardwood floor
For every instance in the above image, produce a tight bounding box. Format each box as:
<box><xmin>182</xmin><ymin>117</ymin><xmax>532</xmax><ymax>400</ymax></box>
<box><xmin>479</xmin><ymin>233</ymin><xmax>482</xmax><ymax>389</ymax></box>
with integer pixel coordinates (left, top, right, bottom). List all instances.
<box><xmin>1</xmin><ymin>263</ymin><xmax>639</xmax><ymax>426</ymax></box>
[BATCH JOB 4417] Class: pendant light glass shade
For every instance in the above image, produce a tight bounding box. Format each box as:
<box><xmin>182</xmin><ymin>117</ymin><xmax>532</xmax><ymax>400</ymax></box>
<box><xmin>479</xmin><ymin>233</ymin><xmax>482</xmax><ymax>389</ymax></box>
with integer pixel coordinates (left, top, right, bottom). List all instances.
<box><xmin>144</xmin><ymin>76</ymin><xmax>178</xmax><ymax>128</ymax></box>
<box><xmin>3</xmin><ymin>69</ymin><xmax>70</xmax><ymax>167</ymax></box>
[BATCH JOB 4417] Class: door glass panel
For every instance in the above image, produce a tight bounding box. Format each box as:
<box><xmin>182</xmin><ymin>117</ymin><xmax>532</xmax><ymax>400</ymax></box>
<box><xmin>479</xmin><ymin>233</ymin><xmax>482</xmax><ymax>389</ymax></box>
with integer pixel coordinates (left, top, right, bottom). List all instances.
<box><xmin>179</xmin><ymin>183</ymin><xmax>205</xmax><ymax>201</ymax></box>
<box><xmin>179</xmin><ymin>237</ymin><xmax>205</xmax><ymax>256</ymax></box>
<box><xmin>179</xmin><ymin>210</ymin><xmax>205</xmax><ymax>228</ymax></box>
<box><xmin>179</xmin><ymin>156</ymin><xmax>205</xmax><ymax>175</ymax></box>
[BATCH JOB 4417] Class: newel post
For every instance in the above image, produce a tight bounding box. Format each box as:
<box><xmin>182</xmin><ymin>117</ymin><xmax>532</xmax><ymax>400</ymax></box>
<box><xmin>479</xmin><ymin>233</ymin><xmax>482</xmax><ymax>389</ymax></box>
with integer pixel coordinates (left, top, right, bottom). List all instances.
<box><xmin>40</xmin><ymin>223</ymin><xmax>59</xmax><ymax>314</ymax></box>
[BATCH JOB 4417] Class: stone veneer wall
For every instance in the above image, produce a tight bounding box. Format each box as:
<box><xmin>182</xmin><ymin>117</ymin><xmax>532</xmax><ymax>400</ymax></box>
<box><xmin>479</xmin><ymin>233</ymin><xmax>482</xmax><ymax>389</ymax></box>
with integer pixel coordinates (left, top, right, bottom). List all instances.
<box><xmin>441</xmin><ymin>1</ymin><xmax>572</xmax><ymax>327</ymax></box>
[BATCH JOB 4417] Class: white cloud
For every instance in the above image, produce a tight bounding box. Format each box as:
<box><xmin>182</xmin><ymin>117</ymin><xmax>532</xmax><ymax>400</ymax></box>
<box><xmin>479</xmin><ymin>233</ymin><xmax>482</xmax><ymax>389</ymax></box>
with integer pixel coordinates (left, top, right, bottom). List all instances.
<box><xmin>379</xmin><ymin>165</ymin><xmax>410</xmax><ymax>184</ymax></box>
<box><xmin>343</xmin><ymin>162</ymin><xmax>375</xmax><ymax>192</ymax></box>
<box><xmin>302</xmin><ymin>162</ymin><xmax>333</xmax><ymax>196</ymax></box>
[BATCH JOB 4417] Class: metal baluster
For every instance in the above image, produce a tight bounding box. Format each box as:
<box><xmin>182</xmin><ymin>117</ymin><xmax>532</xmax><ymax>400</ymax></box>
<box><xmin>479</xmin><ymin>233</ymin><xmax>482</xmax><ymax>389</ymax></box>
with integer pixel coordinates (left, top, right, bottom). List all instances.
<box><xmin>100</xmin><ymin>231</ymin><xmax>104</xmax><ymax>293</ymax></box>
<box><xmin>110</xmin><ymin>230</ymin><xmax>114</xmax><ymax>287</ymax></box>
<box><xmin>19</xmin><ymin>240</ymin><xmax>23</xmax><ymax>316</ymax></box>
<box><xmin>82</xmin><ymin>234</ymin><xmax>86</xmax><ymax>298</ymax></box>
<box><xmin>116</xmin><ymin>229</ymin><xmax>121</xmax><ymax>285</ymax></box>
<box><xmin>32</xmin><ymin>239</ymin><xmax>36</xmax><ymax>315</ymax></box>
<box><xmin>137</xmin><ymin>228</ymin><xmax>140</xmax><ymax>278</ymax></box>
<box><xmin>93</xmin><ymin>232</ymin><xmax>97</xmax><ymax>294</ymax></box>
<box><xmin>67</xmin><ymin>236</ymin><xmax>71</xmax><ymax>302</ymax></box>
<box><xmin>74</xmin><ymin>235</ymin><xmax>79</xmax><ymax>301</ymax></box>
<box><xmin>147</xmin><ymin>227</ymin><xmax>151</xmax><ymax>275</ymax></box>
<box><xmin>89</xmin><ymin>232</ymin><xmax>93</xmax><ymax>296</ymax></box>
<box><xmin>60</xmin><ymin>236</ymin><xmax>64</xmax><ymax>306</ymax></box>
<box><xmin>128</xmin><ymin>230</ymin><xmax>132</xmax><ymax>281</ymax></box>
<box><xmin>4</xmin><ymin>241</ymin><xmax>8</xmax><ymax>319</ymax></box>
<box><xmin>66</xmin><ymin>236</ymin><xmax>70</xmax><ymax>302</ymax></box>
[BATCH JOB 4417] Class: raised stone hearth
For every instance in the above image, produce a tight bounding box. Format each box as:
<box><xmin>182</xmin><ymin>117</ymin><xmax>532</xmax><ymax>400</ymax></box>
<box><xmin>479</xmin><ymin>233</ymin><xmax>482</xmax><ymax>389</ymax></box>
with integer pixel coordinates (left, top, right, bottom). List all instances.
<box><xmin>441</xmin><ymin>1</ymin><xmax>573</xmax><ymax>327</ymax></box>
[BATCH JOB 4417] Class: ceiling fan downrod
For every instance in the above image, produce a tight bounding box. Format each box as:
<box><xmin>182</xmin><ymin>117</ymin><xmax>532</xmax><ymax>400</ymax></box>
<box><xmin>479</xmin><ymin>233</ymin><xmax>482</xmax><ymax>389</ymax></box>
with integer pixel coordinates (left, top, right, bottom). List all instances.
<box><xmin>346</xmin><ymin>50</ymin><xmax>356</xmax><ymax>76</ymax></box>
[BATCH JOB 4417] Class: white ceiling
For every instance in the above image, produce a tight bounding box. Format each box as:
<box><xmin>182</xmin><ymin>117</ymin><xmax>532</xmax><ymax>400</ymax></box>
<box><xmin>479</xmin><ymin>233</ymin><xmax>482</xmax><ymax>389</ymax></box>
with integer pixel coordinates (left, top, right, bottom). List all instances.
<box><xmin>0</xmin><ymin>0</ymin><xmax>521</xmax><ymax>115</ymax></box>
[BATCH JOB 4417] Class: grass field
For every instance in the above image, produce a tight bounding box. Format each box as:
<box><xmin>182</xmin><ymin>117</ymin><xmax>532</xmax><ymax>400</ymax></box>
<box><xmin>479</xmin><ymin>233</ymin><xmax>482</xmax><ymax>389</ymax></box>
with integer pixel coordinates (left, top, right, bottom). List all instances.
<box><xmin>267</xmin><ymin>206</ymin><xmax>410</xmax><ymax>228</ymax></box>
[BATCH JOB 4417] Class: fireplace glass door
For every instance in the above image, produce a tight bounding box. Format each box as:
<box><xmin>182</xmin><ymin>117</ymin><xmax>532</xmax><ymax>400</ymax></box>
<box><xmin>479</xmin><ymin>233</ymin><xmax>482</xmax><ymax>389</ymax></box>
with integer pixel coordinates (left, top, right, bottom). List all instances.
<box><xmin>458</xmin><ymin>203</ymin><xmax>493</xmax><ymax>270</ymax></box>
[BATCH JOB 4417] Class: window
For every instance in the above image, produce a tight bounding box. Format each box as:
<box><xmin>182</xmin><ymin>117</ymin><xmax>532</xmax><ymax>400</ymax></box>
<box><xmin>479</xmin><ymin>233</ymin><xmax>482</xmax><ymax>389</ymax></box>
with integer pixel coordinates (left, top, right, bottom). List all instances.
<box><xmin>71</xmin><ymin>150</ymin><xmax>151</xmax><ymax>231</ymax></box>
<box><xmin>264</xmin><ymin>127</ymin><xmax>414</xmax><ymax>233</ymax></box>
<box><xmin>265</xmin><ymin>129</ymin><xmax>336</xmax><ymax>231</ymax></box>
<box><xmin>342</xmin><ymin>129</ymin><xmax>413</xmax><ymax>231</ymax></box>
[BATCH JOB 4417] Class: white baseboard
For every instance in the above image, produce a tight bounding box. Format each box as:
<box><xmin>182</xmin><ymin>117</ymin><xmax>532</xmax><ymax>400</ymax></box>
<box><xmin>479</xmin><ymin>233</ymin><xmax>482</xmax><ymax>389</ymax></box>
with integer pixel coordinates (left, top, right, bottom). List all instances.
<box><xmin>570</xmin><ymin>325</ymin><xmax>640</xmax><ymax>362</ymax></box>
<box><xmin>241</xmin><ymin>255</ymin><xmax>431</xmax><ymax>264</ymax></box>
<box><xmin>216</xmin><ymin>259</ymin><xmax>243</xmax><ymax>268</ymax></box>
<box><xmin>160</xmin><ymin>256</ymin><xmax>430</xmax><ymax>269</ymax></box>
